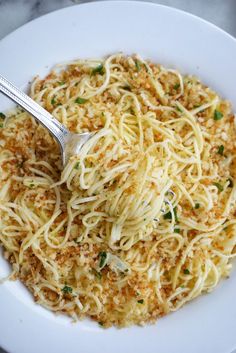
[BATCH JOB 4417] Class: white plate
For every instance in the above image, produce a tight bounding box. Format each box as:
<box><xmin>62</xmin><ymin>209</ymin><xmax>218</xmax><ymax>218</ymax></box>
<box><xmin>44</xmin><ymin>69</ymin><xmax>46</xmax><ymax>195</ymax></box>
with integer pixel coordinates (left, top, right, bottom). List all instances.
<box><xmin>0</xmin><ymin>2</ymin><xmax>236</xmax><ymax>353</ymax></box>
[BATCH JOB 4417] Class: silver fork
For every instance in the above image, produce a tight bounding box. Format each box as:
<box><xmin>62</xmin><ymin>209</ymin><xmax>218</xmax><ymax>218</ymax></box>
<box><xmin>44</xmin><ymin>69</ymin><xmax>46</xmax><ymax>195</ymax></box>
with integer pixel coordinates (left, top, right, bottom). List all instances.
<box><xmin>0</xmin><ymin>74</ymin><xmax>94</xmax><ymax>166</ymax></box>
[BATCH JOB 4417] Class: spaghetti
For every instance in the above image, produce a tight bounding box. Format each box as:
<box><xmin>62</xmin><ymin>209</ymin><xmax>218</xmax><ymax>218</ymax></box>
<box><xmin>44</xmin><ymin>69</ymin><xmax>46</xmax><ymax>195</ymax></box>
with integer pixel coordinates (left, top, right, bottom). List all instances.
<box><xmin>0</xmin><ymin>54</ymin><xmax>236</xmax><ymax>327</ymax></box>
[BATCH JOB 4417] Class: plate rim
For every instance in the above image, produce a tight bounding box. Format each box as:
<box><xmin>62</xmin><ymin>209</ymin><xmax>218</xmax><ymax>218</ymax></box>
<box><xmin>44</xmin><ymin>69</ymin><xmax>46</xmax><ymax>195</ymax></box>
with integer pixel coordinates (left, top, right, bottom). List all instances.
<box><xmin>0</xmin><ymin>2</ymin><xmax>236</xmax><ymax>353</ymax></box>
<box><xmin>1</xmin><ymin>0</ymin><xmax>236</xmax><ymax>45</ymax></box>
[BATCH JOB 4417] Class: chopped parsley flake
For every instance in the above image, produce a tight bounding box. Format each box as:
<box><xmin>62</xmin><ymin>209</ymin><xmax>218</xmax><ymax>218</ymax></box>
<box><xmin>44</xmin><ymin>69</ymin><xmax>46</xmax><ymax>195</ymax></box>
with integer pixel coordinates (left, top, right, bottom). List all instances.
<box><xmin>137</xmin><ymin>299</ymin><xmax>144</xmax><ymax>304</ymax></box>
<box><xmin>164</xmin><ymin>206</ymin><xmax>178</xmax><ymax>222</ymax></box>
<box><xmin>217</xmin><ymin>145</ymin><xmax>224</xmax><ymax>156</ymax></box>
<box><xmin>129</xmin><ymin>108</ymin><xmax>135</xmax><ymax>115</ymax></box>
<box><xmin>0</xmin><ymin>123</ymin><xmax>3</xmax><ymax>128</ymax></box>
<box><xmin>164</xmin><ymin>212</ymin><xmax>172</xmax><ymax>220</ymax></box>
<box><xmin>183</xmin><ymin>269</ymin><xmax>190</xmax><ymax>275</ymax></box>
<box><xmin>92</xmin><ymin>269</ymin><xmax>102</xmax><ymax>280</ymax></box>
<box><xmin>195</xmin><ymin>203</ymin><xmax>200</xmax><ymax>209</ymax></box>
<box><xmin>173</xmin><ymin>83</ymin><xmax>180</xmax><ymax>90</ymax></box>
<box><xmin>176</xmin><ymin>106</ymin><xmax>182</xmax><ymax>113</ymax></box>
<box><xmin>174</xmin><ymin>228</ymin><xmax>180</xmax><ymax>233</ymax></box>
<box><xmin>0</xmin><ymin>112</ymin><xmax>6</xmax><ymax>119</ymax></box>
<box><xmin>213</xmin><ymin>182</ymin><xmax>223</xmax><ymax>192</ymax></box>
<box><xmin>98</xmin><ymin>251</ymin><xmax>107</xmax><ymax>268</ymax></box>
<box><xmin>144</xmin><ymin>64</ymin><xmax>149</xmax><ymax>72</ymax></box>
<box><xmin>135</xmin><ymin>60</ymin><xmax>141</xmax><ymax>71</ymax></box>
<box><xmin>122</xmin><ymin>85</ymin><xmax>131</xmax><ymax>91</ymax></box>
<box><xmin>75</xmin><ymin>97</ymin><xmax>87</xmax><ymax>104</ymax></box>
<box><xmin>92</xmin><ymin>64</ymin><xmax>104</xmax><ymax>75</ymax></box>
<box><xmin>214</xmin><ymin>110</ymin><xmax>223</xmax><ymax>120</ymax></box>
<box><xmin>51</xmin><ymin>97</ymin><xmax>56</xmax><ymax>105</ymax></box>
<box><xmin>74</xmin><ymin>162</ymin><xmax>80</xmax><ymax>170</ymax></box>
<box><xmin>62</xmin><ymin>285</ymin><xmax>73</xmax><ymax>294</ymax></box>
<box><xmin>227</xmin><ymin>178</ymin><xmax>233</xmax><ymax>188</ymax></box>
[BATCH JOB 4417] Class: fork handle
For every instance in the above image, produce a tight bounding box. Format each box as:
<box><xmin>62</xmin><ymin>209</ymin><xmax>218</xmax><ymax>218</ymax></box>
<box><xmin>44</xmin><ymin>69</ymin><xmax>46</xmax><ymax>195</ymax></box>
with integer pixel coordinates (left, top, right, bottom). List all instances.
<box><xmin>0</xmin><ymin>74</ymin><xmax>69</xmax><ymax>150</ymax></box>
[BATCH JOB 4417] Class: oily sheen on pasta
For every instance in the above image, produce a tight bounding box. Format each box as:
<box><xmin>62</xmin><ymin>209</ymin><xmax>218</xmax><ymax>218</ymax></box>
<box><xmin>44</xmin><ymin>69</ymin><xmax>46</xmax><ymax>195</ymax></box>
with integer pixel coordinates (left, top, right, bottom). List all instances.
<box><xmin>0</xmin><ymin>54</ymin><xmax>236</xmax><ymax>327</ymax></box>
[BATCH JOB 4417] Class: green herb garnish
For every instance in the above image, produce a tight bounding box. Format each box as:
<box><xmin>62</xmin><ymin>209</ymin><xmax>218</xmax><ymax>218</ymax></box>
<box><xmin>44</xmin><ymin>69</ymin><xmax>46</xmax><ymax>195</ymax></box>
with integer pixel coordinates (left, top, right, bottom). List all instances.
<box><xmin>213</xmin><ymin>182</ymin><xmax>223</xmax><ymax>192</ymax></box>
<box><xmin>98</xmin><ymin>321</ymin><xmax>104</xmax><ymax>326</ymax></box>
<box><xmin>195</xmin><ymin>203</ymin><xmax>200</xmax><ymax>209</ymax></box>
<box><xmin>122</xmin><ymin>85</ymin><xmax>131</xmax><ymax>91</ymax></box>
<box><xmin>144</xmin><ymin>64</ymin><xmax>149</xmax><ymax>72</ymax></box>
<box><xmin>173</xmin><ymin>83</ymin><xmax>180</xmax><ymax>90</ymax></box>
<box><xmin>164</xmin><ymin>211</ymin><xmax>172</xmax><ymax>220</ymax></box>
<box><xmin>174</xmin><ymin>228</ymin><xmax>180</xmax><ymax>233</ymax></box>
<box><xmin>75</xmin><ymin>97</ymin><xmax>87</xmax><ymax>104</ymax></box>
<box><xmin>29</xmin><ymin>183</ymin><xmax>34</xmax><ymax>188</ymax></box>
<box><xmin>214</xmin><ymin>110</ymin><xmax>223</xmax><ymax>120</ymax></box>
<box><xmin>174</xmin><ymin>207</ymin><xmax>178</xmax><ymax>222</ymax></box>
<box><xmin>51</xmin><ymin>97</ymin><xmax>56</xmax><ymax>105</ymax></box>
<box><xmin>176</xmin><ymin>106</ymin><xmax>182</xmax><ymax>113</ymax></box>
<box><xmin>227</xmin><ymin>178</ymin><xmax>233</xmax><ymax>188</ymax></box>
<box><xmin>0</xmin><ymin>123</ymin><xmax>3</xmax><ymax>128</ymax></box>
<box><xmin>92</xmin><ymin>269</ymin><xmax>102</xmax><ymax>280</ymax></box>
<box><xmin>0</xmin><ymin>112</ymin><xmax>6</xmax><ymax>119</ymax></box>
<box><xmin>98</xmin><ymin>251</ymin><xmax>107</xmax><ymax>268</ymax></box>
<box><xmin>217</xmin><ymin>145</ymin><xmax>224</xmax><ymax>156</ymax></box>
<box><xmin>129</xmin><ymin>108</ymin><xmax>135</xmax><ymax>115</ymax></box>
<box><xmin>92</xmin><ymin>64</ymin><xmax>104</xmax><ymax>75</ymax></box>
<box><xmin>58</xmin><ymin>81</ymin><xmax>65</xmax><ymax>85</ymax></box>
<box><xmin>74</xmin><ymin>162</ymin><xmax>80</xmax><ymax>170</ymax></box>
<box><xmin>135</xmin><ymin>60</ymin><xmax>141</xmax><ymax>71</ymax></box>
<box><xmin>62</xmin><ymin>285</ymin><xmax>73</xmax><ymax>294</ymax></box>
<box><xmin>137</xmin><ymin>299</ymin><xmax>144</xmax><ymax>304</ymax></box>
<box><xmin>164</xmin><ymin>206</ymin><xmax>178</xmax><ymax>222</ymax></box>
<box><xmin>183</xmin><ymin>269</ymin><xmax>190</xmax><ymax>275</ymax></box>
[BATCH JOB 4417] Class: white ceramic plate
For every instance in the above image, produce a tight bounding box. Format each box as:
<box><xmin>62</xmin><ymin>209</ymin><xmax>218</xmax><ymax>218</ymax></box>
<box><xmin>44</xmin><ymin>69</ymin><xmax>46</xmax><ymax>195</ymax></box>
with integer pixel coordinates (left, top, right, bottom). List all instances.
<box><xmin>0</xmin><ymin>2</ymin><xmax>236</xmax><ymax>353</ymax></box>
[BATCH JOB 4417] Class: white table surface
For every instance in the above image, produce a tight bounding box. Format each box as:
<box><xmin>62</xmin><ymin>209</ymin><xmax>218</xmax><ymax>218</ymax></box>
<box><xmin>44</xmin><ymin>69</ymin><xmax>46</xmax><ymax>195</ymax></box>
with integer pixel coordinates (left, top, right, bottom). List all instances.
<box><xmin>0</xmin><ymin>1</ymin><xmax>235</xmax><ymax>352</ymax></box>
